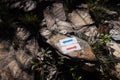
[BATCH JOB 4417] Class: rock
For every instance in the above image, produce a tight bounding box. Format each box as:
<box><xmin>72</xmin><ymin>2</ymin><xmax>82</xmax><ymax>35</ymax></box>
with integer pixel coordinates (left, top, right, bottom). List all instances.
<box><xmin>44</xmin><ymin>7</ymin><xmax>55</xmax><ymax>29</ymax></box>
<box><xmin>111</xmin><ymin>62</ymin><xmax>120</xmax><ymax>80</ymax></box>
<box><xmin>105</xmin><ymin>10</ymin><xmax>118</xmax><ymax>15</ymax></box>
<box><xmin>10</xmin><ymin>1</ymin><xmax>21</xmax><ymax>9</ymax></box>
<box><xmin>23</xmin><ymin>0</ymin><xmax>36</xmax><ymax>11</ymax></box>
<box><xmin>108</xmin><ymin>21</ymin><xmax>120</xmax><ymax>42</ymax></box>
<box><xmin>107</xmin><ymin>42</ymin><xmax>120</xmax><ymax>79</ymax></box>
<box><xmin>43</xmin><ymin>3</ymin><xmax>96</xmax><ymax>61</ymax></box>
<box><xmin>51</xmin><ymin>3</ymin><xmax>66</xmax><ymax>21</ymax></box>
<box><xmin>77</xmin><ymin>4</ymin><xmax>88</xmax><ymax>9</ymax></box>
<box><xmin>77</xmin><ymin>26</ymin><xmax>99</xmax><ymax>44</ymax></box>
<box><xmin>110</xmin><ymin>29</ymin><xmax>120</xmax><ymax>35</ymax></box>
<box><xmin>110</xmin><ymin>29</ymin><xmax>120</xmax><ymax>42</ymax></box>
<box><xmin>55</xmin><ymin>19</ymin><xmax>73</xmax><ymax>34</ymax></box>
<box><xmin>0</xmin><ymin>26</ymin><xmax>41</xmax><ymax>79</ymax></box>
<box><xmin>81</xmin><ymin>63</ymin><xmax>96</xmax><ymax>72</ymax></box>
<box><xmin>16</xmin><ymin>27</ymin><xmax>30</xmax><ymax>41</ymax></box>
<box><xmin>44</xmin><ymin>8</ymin><xmax>73</xmax><ymax>34</ymax></box>
<box><xmin>47</xmin><ymin>34</ymin><xmax>96</xmax><ymax>61</ymax></box>
<box><xmin>114</xmin><ymin>63</ymin><xmax>120</xmax><ymax>79</ymax></box>
<box><xmin>106</xmin><ymin>42</ymin><xmax>120</xmax><ymax>79</ymax></box>
<box><xmin>43</xmin><ymin>2</ymin><xmax>66</xmax><ymax>29</ymax></box>
<box><xmin>0</xmin><ymin>40</ymin><xmax>34</xmax><ymax>80</ymax></box>
<box><xmin>68</xmin><ymin>9</ymin><xmax>94</xmax><ymax>29</ymax></box>
<box><xmin>9</xmin><ymin>0</ymin><xmax>36</xmax><ymax>11</ymax></box>
<box><xmin>111</xmin><ymin>34</ymin><xmax>120</xmax><ymax>41</ymax></box>
<box><xmin>40</xmin><ymin>28</ymin><xmax>52</xmax><ymax>39</ymax></box>
<box><xmin>107</xmin><ymin>42</ymin><xmax>120</xmax><ymax>58</ymax></box>
<box><xmin>67</xmin><ymin>9</ymin><xmax>98</xmax><ymax>44</ymax></box>
<box><xmin>43</xmin><ymin>3</ymin><xmax>98</xmax><ymax>41</ymax></box>
<box><xmin>112</xmin><ymin>21</ymin><xmax>120</xmax><ymax>31</ymax></box>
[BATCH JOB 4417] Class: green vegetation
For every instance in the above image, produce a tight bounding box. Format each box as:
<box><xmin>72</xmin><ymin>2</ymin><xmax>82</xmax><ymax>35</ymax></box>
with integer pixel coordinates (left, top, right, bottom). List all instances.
<box><xmin>92</xmin><ymin>34</ymin><xmax>117</xmax><ymax>80</ymax></box>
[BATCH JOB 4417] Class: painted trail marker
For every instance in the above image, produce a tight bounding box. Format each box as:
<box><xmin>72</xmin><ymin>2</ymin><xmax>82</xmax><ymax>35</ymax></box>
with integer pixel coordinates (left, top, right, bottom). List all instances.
<box><xmin>59</xmin><ymin>37</ymin><xmax>78</xmax><ymax>46</ymax></box>
<box><xmin>59</xmin><ymin>37</ymin><xmax>81</xmax><ymax>54</ymax></box>
<box><xmin>61</xmin><ymin>43</ymin><xmax>81</xmax><ymax>54</ymax></box>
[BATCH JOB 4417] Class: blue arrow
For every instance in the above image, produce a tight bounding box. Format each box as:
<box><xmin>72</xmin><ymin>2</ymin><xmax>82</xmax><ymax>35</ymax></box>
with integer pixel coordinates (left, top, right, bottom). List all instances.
<box><xmin>63</xmin><ymin>39</ymin><xmax>73</xmax><ymax>44</ymax></box>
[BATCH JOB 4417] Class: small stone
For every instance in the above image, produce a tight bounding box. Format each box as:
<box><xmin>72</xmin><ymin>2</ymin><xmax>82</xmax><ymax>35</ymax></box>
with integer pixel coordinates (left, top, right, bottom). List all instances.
<box><xmin>106</xmin><ymin>10</ymin><xmax>118</xmax><ymax>15</ymax></box>
<box><xmin>9</xmin><ymin>0</ymin><xmax>36</xmax><ymax>11</ymax></box>
<box><xmin>107</xmin><ymin>42</ymin><xmax>120</xmax><ymax>58</ymax></box>
<box><xmin>24</xmin><ymin>0</ymin><xmax>37</xmax><ymax>11</ymax></box>
<box><xmin>111</xmin><ymin>34</ymin><xmax>120</xmax><ymax>41</ymax></box>
<box><xmin>40</xmin><ymin>28</ymin><xmax>51</xmax><ymax>39</ymax></box>
<box><xmin>77</xmin><ymin>4</ymin><xmax>88</xmax><ymax>9</ymax></box>
<box><xmin>16</xmin><ymin>27</ymin><xmax>30</xmax><ymax>40</ymax></box>
<box><xmin>10</xmin><ymin>1</ymin><xmax>21</xmax><ymax>8</ymax></box>
<box><xmin>108</xmin><ymin>21</ymin><xmax>120</xmax><ymax>42</ymax></box>
<box><xmin>114</xmin><ymin>63</ymin><xmax>120</xmax><ymax>79</ymax></box>
<box><xmin>44</xmin><ymin>7</ymin><xmax>55</xmax><ymax>29</ymax></box>
<box><xmin>110</xmin><ymin>29</ymin><xmax>120</xmax><ymax>35</ymax></box>
<box><xmin>55</xmin><ymin>20</ymin><xmax>73</xmax><ymax>34</ymax></box>
<box><xmin>51</xmin><ymin>3</ymin><xmax>66</xmax><ymax>21</ymax></box>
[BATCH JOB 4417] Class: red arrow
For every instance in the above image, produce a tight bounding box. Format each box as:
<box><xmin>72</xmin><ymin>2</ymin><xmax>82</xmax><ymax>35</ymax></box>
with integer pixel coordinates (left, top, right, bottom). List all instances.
<box><xmin>66</xmin><ymin>46</ymin><xmax>77</xmax><ymax>50</ymax></box>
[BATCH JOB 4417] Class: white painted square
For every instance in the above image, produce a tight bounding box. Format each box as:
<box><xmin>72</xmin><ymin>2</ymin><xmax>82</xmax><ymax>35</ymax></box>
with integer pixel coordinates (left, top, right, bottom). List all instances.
<box><xmin>61</xmin><ymin>43</ymin><xmax>81</xmax><ymax>54</ymax></box>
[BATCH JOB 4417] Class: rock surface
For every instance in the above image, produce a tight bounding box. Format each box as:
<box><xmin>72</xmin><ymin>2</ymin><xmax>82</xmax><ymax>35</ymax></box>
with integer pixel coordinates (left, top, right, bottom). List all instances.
<box><xmin>44</xmin><ymin>3</ymin><xmax>73</xmax><ymax>34</ymax></box>
<box><xmin>43</xmin><ymin>4</ymin><xmax>98</xmax><ymax>45</ymax></box>
<box><xmin>1</xmin><ymin>1</ymin><xmax>120</xmax><ymax>80</ymax></box>
<box><xmin>51</xmin><ymin>3</ymin><xmax>66</xmax><ymax>21</ymax></box>
<box><xmin>47</xmin><ymin>34</ymin><xmax>96</xmax><ymax>61</ymax></box>
<box><xmin>42</xmin><ymin>2</ymin><xmax>97</xmax><ymax>63</ymax></box>
<box><xmin>68</xmin><ymin>9</ymin><xmax>94</xmax><ymax>29</ymax></box>
<box><xmin>68</xmin><ymin>9</ymin><xmax>98</xmax><ymax>44</ymax></box>
<box><xmin>0</xmin><ymin>26</ymin><xmax>40</xmax><ymax>80</ymax></box>
<box><xmin>109</xmin><ymin>21</ymin><xmax>120</xmax><ymax>42</ymax></box>
<box><xmin>107</xmin><ymin>41</ymin><xmax>120</xmax><ymax>79</ymax></box>
<box><xmin>107</xmin><ymin>42</ymin><xmax>120</xmax><ymax>58</ymax></box>
<box><xmin>9</xmin><ymin>0</ymin><xmax>37</xmax><ymax>11</ymax></box>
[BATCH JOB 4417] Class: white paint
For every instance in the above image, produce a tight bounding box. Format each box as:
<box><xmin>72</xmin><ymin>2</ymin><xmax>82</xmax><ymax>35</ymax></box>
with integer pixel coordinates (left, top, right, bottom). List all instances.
<box><xmin>61</xmin><ymin>43</ymin><xmax>81</xmax><ymax>54</ymax></box>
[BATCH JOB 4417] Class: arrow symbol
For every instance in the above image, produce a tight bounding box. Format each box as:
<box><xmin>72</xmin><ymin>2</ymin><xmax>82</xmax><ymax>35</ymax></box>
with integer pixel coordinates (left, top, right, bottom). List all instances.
<box><xmin>63</xmin><ymin>39</ymin><xmax>73</xmax><ymax>44</ymax></box>
<box><xmin>66</xmin><ymin>46</ymin><xmax>77</xmax><ymax>50</ymax></box>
